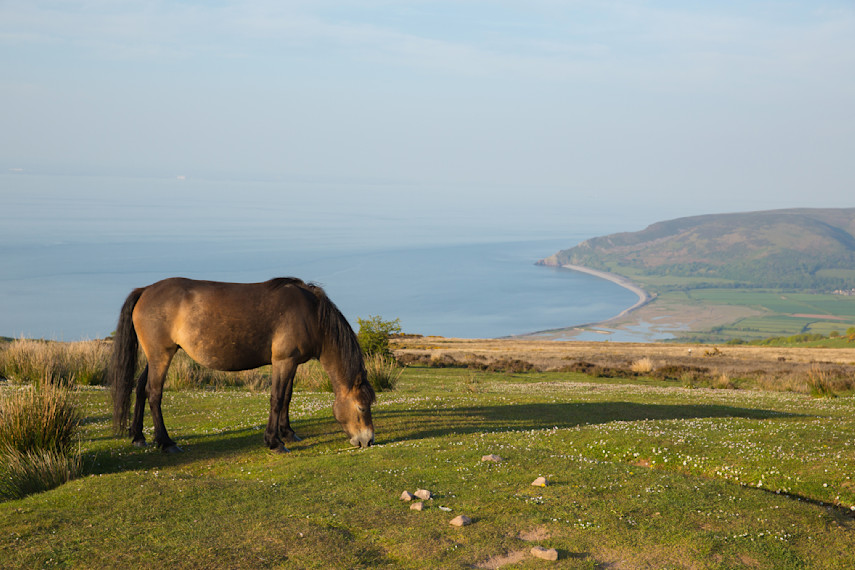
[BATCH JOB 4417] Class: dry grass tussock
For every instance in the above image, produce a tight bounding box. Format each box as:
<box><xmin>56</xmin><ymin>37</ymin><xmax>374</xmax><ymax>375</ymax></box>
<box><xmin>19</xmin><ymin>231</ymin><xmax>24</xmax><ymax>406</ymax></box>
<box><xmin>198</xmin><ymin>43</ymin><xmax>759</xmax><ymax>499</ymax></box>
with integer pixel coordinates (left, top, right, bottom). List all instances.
<box><xmin>296</xmin><ymin>359</ymin><xmax>332</xmax><ymax>392</ymax></box>
<box><xmin>630</xmin><ymin>357</ymin><xmax>654</xmax><ymax>374</ymax></box>
<box><xmin>166</xmin><ymin>350</ymin><xmax>269</xmax><ymax>392</ymax></box>
<box><xmin>0</xmin><ymin>382</ymin><xmax>81</xmax><ymax>454</ymax></box>
<box><xmin>0</xmin><ymin>338</ymin><xmax>109</xmax><ymax>385</ymax></box>
<box><xmin>0</xmin><ymin>382</ymin><xmax>83</xmax><ymax>500</ymax></box>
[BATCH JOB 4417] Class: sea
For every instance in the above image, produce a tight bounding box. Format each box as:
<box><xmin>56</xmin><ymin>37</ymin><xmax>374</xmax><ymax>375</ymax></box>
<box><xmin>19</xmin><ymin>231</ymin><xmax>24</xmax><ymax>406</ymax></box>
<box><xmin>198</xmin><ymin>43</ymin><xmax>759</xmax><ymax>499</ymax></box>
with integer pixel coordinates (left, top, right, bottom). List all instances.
<box><xmin>0</xmin><ymin>173</ymin><xmax>650</xmax><ymax>341</ymax></box>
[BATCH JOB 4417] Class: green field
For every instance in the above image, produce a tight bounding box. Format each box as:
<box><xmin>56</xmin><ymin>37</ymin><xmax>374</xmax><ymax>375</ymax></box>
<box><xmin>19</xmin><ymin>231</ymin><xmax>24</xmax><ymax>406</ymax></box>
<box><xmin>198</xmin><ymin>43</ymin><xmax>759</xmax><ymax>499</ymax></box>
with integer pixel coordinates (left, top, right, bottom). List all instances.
<box><xmin>647</xmin><ymin>288</ymin><xmax>855</xmax><ymax>343</ymax></box>
<box><xmin>3</xmin><ymin>368</ymin><xmax>855</xmax><ymax>568</ymax></box>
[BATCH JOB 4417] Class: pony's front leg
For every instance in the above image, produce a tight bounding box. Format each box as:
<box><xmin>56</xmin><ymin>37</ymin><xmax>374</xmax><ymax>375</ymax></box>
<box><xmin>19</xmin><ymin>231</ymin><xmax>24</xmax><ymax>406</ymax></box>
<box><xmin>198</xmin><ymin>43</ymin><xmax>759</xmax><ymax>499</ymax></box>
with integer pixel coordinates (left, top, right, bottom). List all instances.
<box><xmin>266</xmin><ymin>359</ymin><xmax>299</xmax><ymax>452</ymax></box>
<box><xmin>129</xmin><ymin>365</ymin><xmax>149</xmax><ymax>447</ymax></box>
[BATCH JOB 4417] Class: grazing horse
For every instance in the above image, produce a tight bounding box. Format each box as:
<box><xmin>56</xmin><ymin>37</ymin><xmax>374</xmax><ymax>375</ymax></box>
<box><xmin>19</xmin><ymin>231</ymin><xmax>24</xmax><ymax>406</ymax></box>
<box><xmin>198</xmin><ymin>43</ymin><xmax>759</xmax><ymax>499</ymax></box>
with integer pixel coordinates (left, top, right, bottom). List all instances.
<box><xmin>108</xmin><ymin>277</ymin><xmax>375</xmax><ymax>453</ymax></box>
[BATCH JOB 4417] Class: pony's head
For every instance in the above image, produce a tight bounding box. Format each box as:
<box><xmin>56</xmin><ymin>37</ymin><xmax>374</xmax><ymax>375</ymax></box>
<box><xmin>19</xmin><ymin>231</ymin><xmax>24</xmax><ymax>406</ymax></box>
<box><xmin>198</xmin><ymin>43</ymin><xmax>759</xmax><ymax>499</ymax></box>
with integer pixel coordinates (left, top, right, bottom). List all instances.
<box><xmin>333</xmin><ymin>377</ymin><xmax>375</xmax><ymax>448</ymax></box>
<box><xmin>311</xmin><ymin>282</ymin><xmax>377</xmax><ymax>447</ymax></box>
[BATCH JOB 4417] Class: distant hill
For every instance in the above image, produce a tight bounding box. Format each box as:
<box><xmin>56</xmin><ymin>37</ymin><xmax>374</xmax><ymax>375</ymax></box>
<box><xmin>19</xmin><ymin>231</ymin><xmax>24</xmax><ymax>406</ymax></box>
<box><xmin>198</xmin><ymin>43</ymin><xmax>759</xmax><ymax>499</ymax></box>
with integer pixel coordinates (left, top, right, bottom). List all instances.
<box><xmin>540</xmin><ymin>208</ymin><xmax>855</xmax><ymax>291</ymax></box>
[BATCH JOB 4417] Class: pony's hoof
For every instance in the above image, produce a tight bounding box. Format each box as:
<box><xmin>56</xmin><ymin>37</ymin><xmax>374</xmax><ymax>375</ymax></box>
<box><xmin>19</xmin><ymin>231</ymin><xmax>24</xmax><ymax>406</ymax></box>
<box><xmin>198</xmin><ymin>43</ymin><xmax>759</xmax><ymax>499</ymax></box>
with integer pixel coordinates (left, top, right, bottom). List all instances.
<box><xmin>284</xmin><ymin>433</ymin><xmax>303</xmax><ymax>443</ymax></box>
<box><xmin>163</xmin><ymin>445</ymin><xmax>183</xmax><ymax>454</ymax></box>
<box><xmin>132</xmin><ymin>440</ymin><xmax>147</xmax><ymax>448</ymax></box>
<box><xmin>271</xmin><ymin>445</ymin><xmax>290</xmax><ymax>454</ymax></box>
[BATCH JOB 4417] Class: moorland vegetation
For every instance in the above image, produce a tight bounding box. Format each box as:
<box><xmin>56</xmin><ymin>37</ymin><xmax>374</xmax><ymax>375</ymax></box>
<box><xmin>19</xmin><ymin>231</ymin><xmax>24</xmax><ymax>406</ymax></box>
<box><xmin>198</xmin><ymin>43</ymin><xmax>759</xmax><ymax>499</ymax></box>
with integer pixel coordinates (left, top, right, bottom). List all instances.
<box><xmin>3</xmin><ymin>334</ymin><xmax>855</xmax><ymax>567</ymax></box>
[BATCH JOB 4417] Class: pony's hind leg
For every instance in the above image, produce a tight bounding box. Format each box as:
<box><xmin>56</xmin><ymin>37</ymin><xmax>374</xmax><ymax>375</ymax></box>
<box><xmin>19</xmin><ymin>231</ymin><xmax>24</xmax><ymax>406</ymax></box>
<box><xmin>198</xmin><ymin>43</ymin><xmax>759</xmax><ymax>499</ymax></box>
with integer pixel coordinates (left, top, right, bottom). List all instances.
<box><xmin>129</xmin><ymin>364</ymin><xmax>149</xmax><ymax>447</ymax></box>
<box><xmin>146</xmin><ymin>350</ymin><xmax>181</xmax><ymax>453</ymax></box>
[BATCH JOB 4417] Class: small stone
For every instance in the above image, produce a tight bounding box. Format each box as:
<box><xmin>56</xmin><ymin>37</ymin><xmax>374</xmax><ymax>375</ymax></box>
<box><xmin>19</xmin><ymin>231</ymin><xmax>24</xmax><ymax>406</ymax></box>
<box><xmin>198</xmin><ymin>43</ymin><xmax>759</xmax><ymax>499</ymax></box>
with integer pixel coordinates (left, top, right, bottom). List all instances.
<box><xmin>414</xmin><ymin>489</ymin><xmax>432</xmax><ymax>500</ymax></box>
<box><xmin>531</xmin><ymin>477</ymin><xmax>548</xmax><ymax>487</ymax></box>
<box><xmin>449</xmin><ymin>515</ymin><xmax>472</xmax><ymax>527</ymax></box>
<box><xmin>438</xmin><ymin>506</ymin><xmax>452</xmax><ymax>512</ymax></box>
<box><xmin>530</xmin><ymin>546</ymin><xmax>558</xmax><ymax>561</ymax></box>
<box><xmin>481</xmin><ymin>454</ymin><xmax>503</xmax><ymax>462</ymax></box>
<box><xmin>400</xmin><ymin>491</ymin><xmax>415</xmax><ymax>501</ymax></box>
<box><xmin>410</xmin><ymin>501</ymin><xmax>424</xmax><ymax>511</ymax></box>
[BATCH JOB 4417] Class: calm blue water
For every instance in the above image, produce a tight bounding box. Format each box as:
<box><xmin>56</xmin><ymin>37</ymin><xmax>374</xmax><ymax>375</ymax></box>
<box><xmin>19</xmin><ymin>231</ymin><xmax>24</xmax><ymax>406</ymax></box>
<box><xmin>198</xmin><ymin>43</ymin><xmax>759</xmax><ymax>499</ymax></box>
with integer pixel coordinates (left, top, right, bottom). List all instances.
<box><xmin>0</xmin><ymin>173</ymin><xmax>641</xmax><ymax>340</ymax></box>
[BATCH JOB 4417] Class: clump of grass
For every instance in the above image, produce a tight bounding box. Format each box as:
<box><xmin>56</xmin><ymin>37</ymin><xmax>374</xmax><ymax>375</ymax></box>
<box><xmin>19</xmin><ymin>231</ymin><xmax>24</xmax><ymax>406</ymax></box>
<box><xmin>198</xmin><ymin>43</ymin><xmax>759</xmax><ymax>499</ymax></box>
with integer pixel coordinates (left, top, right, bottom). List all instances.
<box><xmin>465</xmin><ymin>370</ymin><xmax>482</xmax><ymax>393</ymax></box>
<box><xmin>711</xmin><ymin>372</ymin><xmax>737</xmax><ymax>390</ymax></box>
<box><xmin>0</xmin><ymin>382</ymin><xmax>82</xmax><ymax>500</ymax></box>
<box><xmin>0</xmin><ymin>383</ymin><xmax>81</xmax><ymax>454</ymax></box>
<box><xmin>296</xmin><ymin>360</ymin><xmax>332</xmax><ymax>392</ymax></box>
<box><xmin>681</xmin><ymin>373</ymin><xmax>698</xmax><ymax>389</ymax></box>
<box><xmin>630</xmin><ymin>357</ymin><xmax>654</xmax><ymax>375</ymax></box>
<box><xmin>806</xmin><ymin>365</ymin><xmax>838</xmax><ymax>398</ymax></box>
<box><xmin>165</xmin><ymin>350</ymin><xmax>268</xmax><ymax>391</ymax></box>
<box><xmin>365</xmin><ymin>354</ymin><xmax>403</xmax><ymax>392</ymax></box>
<box><xmin>0</xmin><ymin>447</ymin><xmax>83</xmax><ymax>500</ymax></box>
<box><xmin>0</xmin><ymin>338</ymin><xmax>109</xmax><ymax>386</ymax></box>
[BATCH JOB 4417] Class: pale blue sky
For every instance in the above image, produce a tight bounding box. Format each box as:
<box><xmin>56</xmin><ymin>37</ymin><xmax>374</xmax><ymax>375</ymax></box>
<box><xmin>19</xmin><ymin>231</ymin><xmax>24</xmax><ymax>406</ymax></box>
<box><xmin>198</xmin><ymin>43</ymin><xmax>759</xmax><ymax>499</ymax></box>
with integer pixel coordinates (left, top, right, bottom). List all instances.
<box><xmin>2</xmin><ymin>1</ymin><xmax>854</xmax><ymax>217</ymax></box>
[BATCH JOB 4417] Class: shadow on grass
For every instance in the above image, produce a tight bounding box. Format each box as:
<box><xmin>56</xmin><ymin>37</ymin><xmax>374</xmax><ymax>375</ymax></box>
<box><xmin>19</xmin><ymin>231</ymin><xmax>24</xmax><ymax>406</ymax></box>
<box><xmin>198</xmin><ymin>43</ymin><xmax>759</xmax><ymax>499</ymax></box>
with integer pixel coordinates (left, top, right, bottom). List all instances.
<box><xmin>84</xmin><ymin>414</ymin><xmax>346</xmax><ymax>476</ymax></box>
<box><xmin>375</xmin><ymin>401</ymin><xmax>801</xmax><ymax>444</ymax></box>
<box><xmin>83</xmin><ymin>400</ymin><xmax>801</xmax><ymax>476</ymax></box>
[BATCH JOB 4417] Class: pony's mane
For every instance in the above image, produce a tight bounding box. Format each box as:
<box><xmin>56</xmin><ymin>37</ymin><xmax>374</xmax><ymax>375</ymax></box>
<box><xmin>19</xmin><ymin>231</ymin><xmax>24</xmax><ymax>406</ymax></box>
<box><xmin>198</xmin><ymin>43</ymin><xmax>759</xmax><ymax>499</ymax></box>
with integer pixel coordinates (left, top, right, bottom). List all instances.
<box><xmin>310</xmin><ymin>283</ymin><xmax>375</xmax><ymax>404</ymax></box>
<box><xmin>267</xmin><ymin>277</ymin><xmax>375</xmax><ymax>405</ymax></box>
<box><xmin>265</xmin><ymin>277</ymin><xmax>307</xmax><ymax>290</ymax></box>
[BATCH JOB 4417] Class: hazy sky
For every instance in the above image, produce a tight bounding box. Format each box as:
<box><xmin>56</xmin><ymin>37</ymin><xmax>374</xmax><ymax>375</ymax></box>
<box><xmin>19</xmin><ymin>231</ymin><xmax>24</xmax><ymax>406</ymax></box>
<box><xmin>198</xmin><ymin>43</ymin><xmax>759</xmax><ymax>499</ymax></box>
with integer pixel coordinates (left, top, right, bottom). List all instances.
<box><xmin>2</xmin><ymin>1</ymin><xmax>854</xmax><ymax>218</ymax></box>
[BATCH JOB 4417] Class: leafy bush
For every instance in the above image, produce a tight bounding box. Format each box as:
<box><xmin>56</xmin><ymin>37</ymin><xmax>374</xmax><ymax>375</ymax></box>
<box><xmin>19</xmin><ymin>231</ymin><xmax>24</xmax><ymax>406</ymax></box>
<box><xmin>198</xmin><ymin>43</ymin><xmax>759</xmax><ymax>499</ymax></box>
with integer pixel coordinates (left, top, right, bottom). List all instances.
<box><xmin>357</xmin><ymin>316</ymin><xmax>401</xmax><ymax>358</ymax></box>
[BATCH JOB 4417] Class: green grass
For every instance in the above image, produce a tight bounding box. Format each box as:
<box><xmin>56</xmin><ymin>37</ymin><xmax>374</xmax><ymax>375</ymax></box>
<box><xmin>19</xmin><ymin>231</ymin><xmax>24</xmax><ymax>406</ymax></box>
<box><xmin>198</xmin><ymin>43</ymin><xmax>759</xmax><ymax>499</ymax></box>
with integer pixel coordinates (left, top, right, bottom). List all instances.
<box><xmin>685</xmin><ymin>290</ymin><xmax>855</xmax><ymax>317</ymax></box>
<box><xmin>3</xmin><ymin>369</ymin><xmax>855</xmax><ymax>568</ymax></box>
<box><xmin>656</xmin><ymin>288</ymin><xmax>855</xmax><ymax>343</ymax></box>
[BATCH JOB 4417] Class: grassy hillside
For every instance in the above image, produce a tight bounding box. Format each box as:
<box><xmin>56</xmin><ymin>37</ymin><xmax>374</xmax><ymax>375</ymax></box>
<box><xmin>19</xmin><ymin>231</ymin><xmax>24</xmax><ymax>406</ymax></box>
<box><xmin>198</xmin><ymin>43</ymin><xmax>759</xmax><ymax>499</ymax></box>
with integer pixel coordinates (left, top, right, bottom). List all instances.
<box><xmin>540</xmin><ymin>208</ymin><xmax>855</xmax><ymax>291</ymax></box>
<box><xmin>4</xmin><ymin>353</ymin><xmax>855</xmax><ymax>569</ymax></box>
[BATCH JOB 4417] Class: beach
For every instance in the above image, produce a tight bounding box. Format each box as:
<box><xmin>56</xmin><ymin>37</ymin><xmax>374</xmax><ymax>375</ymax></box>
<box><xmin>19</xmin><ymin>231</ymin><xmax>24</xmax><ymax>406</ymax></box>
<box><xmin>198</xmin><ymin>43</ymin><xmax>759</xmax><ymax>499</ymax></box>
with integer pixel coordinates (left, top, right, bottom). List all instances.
<box><xmin>557</xmin><ymin>263</ymin><xmax>653</xmax><ymax>319</ymax></box>
<box><xmin>516</xmin><ymin>262</ymin><xmax>669</xmax><ymax>341</ymax></box>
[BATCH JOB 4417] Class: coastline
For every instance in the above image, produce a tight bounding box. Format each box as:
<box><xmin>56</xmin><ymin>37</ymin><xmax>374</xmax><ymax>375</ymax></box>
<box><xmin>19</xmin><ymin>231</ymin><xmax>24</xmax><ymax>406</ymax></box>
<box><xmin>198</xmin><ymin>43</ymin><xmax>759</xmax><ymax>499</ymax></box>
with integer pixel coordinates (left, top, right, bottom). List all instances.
<box><xmin>516</xmin><ymin>263</ymin><xmax>655</xmax><ymax>340</ymax></box>
<box><xmin>558</xmin><ymin>263</ymin><xmax>653</xmax><ymax>320</ymax></box>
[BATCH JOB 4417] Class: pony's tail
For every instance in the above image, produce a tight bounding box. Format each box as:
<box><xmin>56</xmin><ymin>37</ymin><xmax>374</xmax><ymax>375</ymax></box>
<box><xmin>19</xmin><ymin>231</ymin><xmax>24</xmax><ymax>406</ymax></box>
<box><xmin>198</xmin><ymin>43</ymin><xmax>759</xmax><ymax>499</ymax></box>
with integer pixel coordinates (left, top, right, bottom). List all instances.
<box><xmin>108</xmin><ymin>287</ymin><xmax>145</xmax><ymax>435</ymax></box>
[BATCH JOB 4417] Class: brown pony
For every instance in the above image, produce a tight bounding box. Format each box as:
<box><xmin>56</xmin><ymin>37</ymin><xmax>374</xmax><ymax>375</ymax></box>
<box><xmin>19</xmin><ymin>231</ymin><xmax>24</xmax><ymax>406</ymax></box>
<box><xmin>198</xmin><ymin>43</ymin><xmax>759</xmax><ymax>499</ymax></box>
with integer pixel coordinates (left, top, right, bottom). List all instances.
<box><xmin>108</xmin><ymin>277</ymin><xmax>375</xmax><ymax>453</ymax></box>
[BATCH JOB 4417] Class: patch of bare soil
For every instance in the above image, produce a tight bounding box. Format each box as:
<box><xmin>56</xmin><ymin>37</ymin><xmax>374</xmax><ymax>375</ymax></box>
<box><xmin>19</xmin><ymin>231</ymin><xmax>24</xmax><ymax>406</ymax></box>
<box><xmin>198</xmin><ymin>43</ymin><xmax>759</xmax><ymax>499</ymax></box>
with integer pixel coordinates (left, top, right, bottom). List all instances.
<box><xmin>517</xmin><ymin>527</ymin><xmax>551</xmax><ymax>542</ymax></box>
<box><xmin>474</xmin><ymin>550</ymin><xmax>528</xmax><ymax>569</ymax></box>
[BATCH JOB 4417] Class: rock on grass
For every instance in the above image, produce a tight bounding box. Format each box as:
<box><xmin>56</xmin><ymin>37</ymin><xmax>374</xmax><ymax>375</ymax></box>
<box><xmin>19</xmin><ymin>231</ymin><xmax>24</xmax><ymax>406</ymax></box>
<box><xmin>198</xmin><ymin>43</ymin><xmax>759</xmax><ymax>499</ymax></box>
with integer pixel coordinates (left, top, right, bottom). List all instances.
<box><xmin>449</xmin><ymin>515</ymin><xmax>472</xmax><ymax>527</ymax></box>
<box><xmin>400</xmin><ymin>491</ymin><xmax>415</xmax><ymax>501</ymax></box>
<box><xmin>481</xmin><ymin>454</ymin><xmax>503</xmax><ymax>462</ymax></box>
<box><xmin>410</xmin><ymin>501</ymin><xmax>424</xmax><ymax>511</ymax></box>
<box><xmin>531</xmin><ymin>476</ymin><xmax>548</xmax><ymax>487</ymax></box>
<box><xmin>414</xmin><ymin>489</ymin><xmax>432</xmax><ymax>500</ymax></box>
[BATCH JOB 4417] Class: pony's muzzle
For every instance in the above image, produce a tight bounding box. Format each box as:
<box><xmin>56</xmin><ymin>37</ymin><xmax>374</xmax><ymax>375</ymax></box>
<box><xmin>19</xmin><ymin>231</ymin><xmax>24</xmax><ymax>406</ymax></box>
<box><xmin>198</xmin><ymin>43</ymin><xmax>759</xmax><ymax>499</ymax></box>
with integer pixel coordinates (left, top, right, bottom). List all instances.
<box><xmin>350</xmin><ymin>430</ymin><xmax>375</xmax><ymax>448</ymax></box>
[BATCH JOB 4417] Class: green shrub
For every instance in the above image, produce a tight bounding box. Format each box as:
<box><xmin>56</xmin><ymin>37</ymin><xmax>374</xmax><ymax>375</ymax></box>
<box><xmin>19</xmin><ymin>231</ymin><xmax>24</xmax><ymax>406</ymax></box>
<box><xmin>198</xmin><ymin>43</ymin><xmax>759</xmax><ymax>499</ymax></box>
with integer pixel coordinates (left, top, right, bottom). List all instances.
<box><xmin>357</xmin><ymin>315</ymin><xmax>401</xmax><ymax>358</ymax></box>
